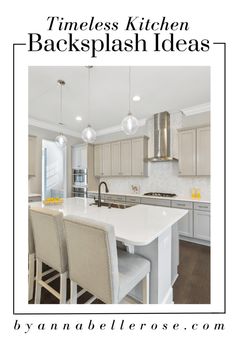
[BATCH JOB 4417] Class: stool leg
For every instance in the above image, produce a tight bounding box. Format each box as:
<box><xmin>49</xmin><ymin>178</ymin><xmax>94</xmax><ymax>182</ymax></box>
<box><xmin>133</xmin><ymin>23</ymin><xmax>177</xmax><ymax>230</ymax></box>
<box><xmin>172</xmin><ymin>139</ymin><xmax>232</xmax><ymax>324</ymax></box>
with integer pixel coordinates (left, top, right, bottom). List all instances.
<box><xmin>142</xmin><ymin>273</ymin><xmax>149</xmax><ymax>304</ymax></box>
<box><xmin>28</xmin><ymin>253</ymin><xmax>35</xmax><ymax>301</ymax></box>
<box><xmin>35</xmin><ymin>259</ymin><xmax>42</xmax><ymax>304</ymax></box>
<box><xmin>70</xmin><ymin>280</ymin><xmax>77</xmax><ymax>304</ymax></box>
<box><xmin>60</xmin><ymin>272</ymin><xmax>67</xmax><ymax>304</ymax></box>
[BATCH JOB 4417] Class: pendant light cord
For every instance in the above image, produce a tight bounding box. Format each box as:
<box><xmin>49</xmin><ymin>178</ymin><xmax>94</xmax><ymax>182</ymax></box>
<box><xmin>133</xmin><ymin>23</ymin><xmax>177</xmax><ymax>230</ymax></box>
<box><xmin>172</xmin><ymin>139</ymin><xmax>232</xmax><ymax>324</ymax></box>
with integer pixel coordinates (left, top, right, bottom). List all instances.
<box><xmin>128</xmin><ymin>66</ymin><xmax>131</xmax><ymax>114</ymax></box>
<box><xmin>87</xmin><ymin>67</ymin><xmax>90</xmax><ymax>124</ymax></box>
<box><xmin>60</xmin><ymin>82</ymin><xmax>62</xmax><ymax>124</ymax></box>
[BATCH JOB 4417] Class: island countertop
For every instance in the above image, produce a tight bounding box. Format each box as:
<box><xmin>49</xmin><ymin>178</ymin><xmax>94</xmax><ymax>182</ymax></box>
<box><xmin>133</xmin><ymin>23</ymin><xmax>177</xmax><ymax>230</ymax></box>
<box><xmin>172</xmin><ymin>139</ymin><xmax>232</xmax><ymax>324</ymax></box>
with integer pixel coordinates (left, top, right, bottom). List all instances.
<box><xmin>30</xmin><ymin>197</ymin><xmax>187</xmax><ymax>246</ymax></box>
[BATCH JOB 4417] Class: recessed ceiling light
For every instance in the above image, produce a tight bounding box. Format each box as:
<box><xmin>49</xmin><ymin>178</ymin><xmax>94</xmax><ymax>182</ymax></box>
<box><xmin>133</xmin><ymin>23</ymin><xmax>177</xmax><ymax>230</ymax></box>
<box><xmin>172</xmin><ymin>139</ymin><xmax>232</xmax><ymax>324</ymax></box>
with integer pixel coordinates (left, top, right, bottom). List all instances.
<box><xmin>133</xmin><ymin>95</ymin><xmax>141</xmax><ymax>102</ymax></box>
<box><xmin>75</xmin><ymin>116</ymin><xmax>82</xmax><ymax>121</ymax></box>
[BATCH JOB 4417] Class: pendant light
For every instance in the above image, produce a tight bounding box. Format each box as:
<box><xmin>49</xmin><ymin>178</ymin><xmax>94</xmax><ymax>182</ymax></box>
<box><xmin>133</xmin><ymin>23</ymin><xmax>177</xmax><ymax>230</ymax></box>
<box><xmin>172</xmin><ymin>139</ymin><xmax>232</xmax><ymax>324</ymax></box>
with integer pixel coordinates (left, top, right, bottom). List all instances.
<box><xmin>121</xmin><ymin>67</ymin><xmax>139</xmax><ymax>135</ymax></box>
<box><xmin>81</xmin><ymin>66</ymin><xmax>96</xmax><ymax>143</ymax></box>
<box><xmin>55</xmin><ymin>79</ymin><xmax>67</xmax><ymax>148</ymax></box>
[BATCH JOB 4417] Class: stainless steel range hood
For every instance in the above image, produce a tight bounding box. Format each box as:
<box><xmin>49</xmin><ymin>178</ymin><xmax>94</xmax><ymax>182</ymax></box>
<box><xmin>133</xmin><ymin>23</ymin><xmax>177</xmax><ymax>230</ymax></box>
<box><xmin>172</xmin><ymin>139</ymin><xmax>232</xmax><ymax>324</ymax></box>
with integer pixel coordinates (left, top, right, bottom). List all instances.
<box><xmin>148</xmin><ymin>111</ymin><xmax>176</xmax><ymax>162</ymax></box>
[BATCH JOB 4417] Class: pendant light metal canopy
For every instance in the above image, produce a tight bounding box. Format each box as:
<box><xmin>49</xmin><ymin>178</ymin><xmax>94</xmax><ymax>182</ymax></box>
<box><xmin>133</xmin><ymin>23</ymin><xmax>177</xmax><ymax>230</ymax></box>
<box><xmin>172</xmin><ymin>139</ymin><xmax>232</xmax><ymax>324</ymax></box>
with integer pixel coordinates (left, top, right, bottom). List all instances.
<box><xmin>121</xmin><ymin>67</ymin><xmax>139</xmax><ymax>135</ymax></box>
<box><xmin>55</xmin><ymin>79</ymin><xmax>67</xmax><ymax>148</ymax></box>
<box><xmin>81</xmin><ymin>66</ymin><xmax>96</xmax><ymax>143</ymax></box>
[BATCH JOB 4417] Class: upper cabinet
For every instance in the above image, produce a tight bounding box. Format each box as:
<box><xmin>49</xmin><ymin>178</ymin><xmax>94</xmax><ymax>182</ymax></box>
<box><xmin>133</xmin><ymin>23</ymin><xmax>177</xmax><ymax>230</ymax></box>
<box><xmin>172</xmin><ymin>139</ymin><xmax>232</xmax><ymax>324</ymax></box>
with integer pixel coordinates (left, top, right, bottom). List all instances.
<box><xmin>196</xmin><ymin>126</ymin><xmax>210</xmax><ymax>175</ymax></box>
<box><xmin>111</xmin><ymin>140</ymin><xmax>132</xmax><ymax>176</ymax></box>
<box><xmin>94</xmin><ymin>144</ymin><xmax>111</xmax><ymax>177</ymax></box>
<box><xmin>95</xmin><ymin>136</ymin><xmax>148</xmax><ymax>177</ymax></box>
<box><xmin>131</xmin><ymin>137</ymin><xmax>148</xmax><ymax>176</ymax></box>
<box><xmin>178</xmin><ymin>126</ymin><xmax>210</xmax><ymax>176</ymax></box>
<box><xmin>28</xmin><ymin>135</ymin><xmax>37</xmax><ymax>176</ymax></box>
<box><xmin>72</xmin><ymin>144</ymin><xmax>87</xmax><ymax>170</ymax></box>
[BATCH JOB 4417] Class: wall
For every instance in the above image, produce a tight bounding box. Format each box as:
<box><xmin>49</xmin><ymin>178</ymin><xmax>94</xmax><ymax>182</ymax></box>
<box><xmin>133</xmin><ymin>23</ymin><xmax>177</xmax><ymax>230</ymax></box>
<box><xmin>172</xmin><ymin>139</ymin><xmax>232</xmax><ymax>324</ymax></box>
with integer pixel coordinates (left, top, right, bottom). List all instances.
<box><xmin>99</xmin><ymin>111</ymin><xmax>210</xmax><ymax>200</ymax></box>
<box><xmin>28</xmin><ymin>126</ymin><xmax>81</xmax><ymax>196</ymax></box>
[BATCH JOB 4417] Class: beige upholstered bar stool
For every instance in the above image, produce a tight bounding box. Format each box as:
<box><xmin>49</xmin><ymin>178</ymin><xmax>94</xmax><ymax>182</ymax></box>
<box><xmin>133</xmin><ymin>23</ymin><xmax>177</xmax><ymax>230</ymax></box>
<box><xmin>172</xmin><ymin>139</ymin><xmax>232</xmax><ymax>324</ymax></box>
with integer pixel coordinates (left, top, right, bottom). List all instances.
<box><xmin>64</xmin><ymin>215</ymin><xmax>150</xmax><ymax>304</ymax></box>
<box><xmin>28</xmin><ymin>207</ymin><xmax>35</xmax><ymax>301</ymax></box>
<box><xmin>30</xmin><ymin>207</ymin><xmax>68</xmax><ymax>304</ymax></box>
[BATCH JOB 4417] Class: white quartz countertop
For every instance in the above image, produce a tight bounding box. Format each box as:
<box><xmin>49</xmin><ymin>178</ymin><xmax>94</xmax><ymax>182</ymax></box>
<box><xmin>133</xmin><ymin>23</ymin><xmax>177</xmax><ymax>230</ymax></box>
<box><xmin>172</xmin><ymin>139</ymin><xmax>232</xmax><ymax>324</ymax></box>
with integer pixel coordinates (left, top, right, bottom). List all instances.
<box><xmin>30</xmin><ymin>197</ymin><xmax>187</xmax><ymax>246</ymax></box>
<box><xmin>29</xmin><ymin>193</ymin><xmax>41</xmax><ymax>198</ymax></box>
<box><xmin>89</xmin><ymin>191</ymin><xmax>210</xmax><ymax>203</ymax></box>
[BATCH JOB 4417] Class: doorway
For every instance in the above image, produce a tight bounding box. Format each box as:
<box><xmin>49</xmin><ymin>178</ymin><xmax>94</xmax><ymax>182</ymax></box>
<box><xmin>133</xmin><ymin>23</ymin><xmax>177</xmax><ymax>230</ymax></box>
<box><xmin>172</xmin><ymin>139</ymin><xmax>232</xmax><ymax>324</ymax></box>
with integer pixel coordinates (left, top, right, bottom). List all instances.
<box><xmin>42</xmin><ymin>139</ymin><xmax>67</xmax><ymax>200</ymax></box>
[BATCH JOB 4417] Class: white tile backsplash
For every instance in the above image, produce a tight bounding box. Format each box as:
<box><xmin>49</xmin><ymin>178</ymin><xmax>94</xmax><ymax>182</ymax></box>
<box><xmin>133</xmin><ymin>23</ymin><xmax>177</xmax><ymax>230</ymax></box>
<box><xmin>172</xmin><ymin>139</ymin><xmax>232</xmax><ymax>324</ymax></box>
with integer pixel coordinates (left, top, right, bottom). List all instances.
<box><xmin>101</xmin><ymin>161</ymin><xmax>210</xmax><ymax>200</ymax></box>
<box><xmin>100</xmin><ymin>111</ymin><xmax>210</xmax><ymax>200</ymax></box>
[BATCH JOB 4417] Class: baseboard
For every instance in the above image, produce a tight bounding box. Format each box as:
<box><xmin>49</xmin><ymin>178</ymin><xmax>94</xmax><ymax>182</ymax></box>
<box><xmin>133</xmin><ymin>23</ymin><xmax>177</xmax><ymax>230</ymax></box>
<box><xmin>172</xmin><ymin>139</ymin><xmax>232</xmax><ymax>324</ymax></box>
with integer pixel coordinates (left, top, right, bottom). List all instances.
<box><xmin>179</xmin><ymin>236</ymin><xmax>210</xmax><ymax>247</ymax></box>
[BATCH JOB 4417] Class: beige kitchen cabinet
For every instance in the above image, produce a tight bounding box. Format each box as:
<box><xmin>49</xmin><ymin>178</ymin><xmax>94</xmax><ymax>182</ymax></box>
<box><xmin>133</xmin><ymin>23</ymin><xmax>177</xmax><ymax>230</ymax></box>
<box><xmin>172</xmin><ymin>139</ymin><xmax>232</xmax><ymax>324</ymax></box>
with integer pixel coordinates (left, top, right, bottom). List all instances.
<box><xmin>28</xmin><ymin>136</ymin><xmax>36</xmax><ymax>176</ymax></box>
<box><xmin>94</xmin><ymin>145</ymin><xmax>102</xmax><ymax>176</ymax></box>
<box><xmin>111</xmin><ymin>140</ymin><xmax>132</xmax><ymax>176</ymax></box>
<box><xmin>178</xmin><ymin>129</ymin><xmax>196</xmax><ymax>176</ymax></box>
<box><xmin>111</xmin><ymin>141</ymin><xmax>121</xmax><ymax>176</ymax></box>
<box><xmin>94</xmin><ymin>143</ymin><xmax>111</xmax><ymax>176</ymax></box>
<box><xmin>131</xmin><ymin>137</ymin><xmax>148</xmax><ymax>176</ymax></box>
<box><xmin>102</xmin><ymin>144</ymin><xmax>111</xmax><ymax>176</ymax></box>
<box><xmin>197</xmin><ymin>126</ymin><xmax>210</xmax><ymax>175</ymax></box>
<box><xmin>95</xmin><ymin>136</ymin><xmax>148</xmax><ymax>177</ymax></box>
<box><xmin>178</xmin><ymin>126</ymin><xmax>210</xmax><ymax>176</ymax></box>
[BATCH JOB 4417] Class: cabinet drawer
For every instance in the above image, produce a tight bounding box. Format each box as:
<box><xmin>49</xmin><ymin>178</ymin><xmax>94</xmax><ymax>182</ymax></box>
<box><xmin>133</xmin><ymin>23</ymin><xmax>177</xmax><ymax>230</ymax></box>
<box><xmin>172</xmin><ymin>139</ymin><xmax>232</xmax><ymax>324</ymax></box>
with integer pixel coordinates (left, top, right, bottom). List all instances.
<box><xmin>87</xmin><ymin>192</ymin><xmax>97</xmax><ymax>198</ymax></box>
<box><xmin>140</xmin><ymin>197</ymin><xmax>171</xmax><ymax>207</ymax></box>
<box><xmin>194</xmin><ymin>202</ymin><xmax>210</xmax><ymax>211</ymax></box>
<box><xmin>105</xmin><ymin>194</ymin><xmax>125</xmax><ymax>202</ymax></box>
<box><xmin>125</xmin><ymin>196</ymin><xmax>141</xmax><ymax>204</ymax></box>
<box><xmin>171</xmin><ymin>200</ymin><xmax>193</xmax><ymax>209</ymax></box>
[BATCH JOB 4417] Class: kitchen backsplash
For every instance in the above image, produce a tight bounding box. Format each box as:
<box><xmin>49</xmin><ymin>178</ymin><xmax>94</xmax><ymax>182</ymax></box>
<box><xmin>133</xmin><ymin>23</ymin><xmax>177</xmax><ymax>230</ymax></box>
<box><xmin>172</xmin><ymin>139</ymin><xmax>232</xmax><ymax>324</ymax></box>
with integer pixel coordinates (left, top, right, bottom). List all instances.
<box><xmin>101</xmin><ymin>161</ymin><xmax>210</xmax><ymax>200</ymax></box>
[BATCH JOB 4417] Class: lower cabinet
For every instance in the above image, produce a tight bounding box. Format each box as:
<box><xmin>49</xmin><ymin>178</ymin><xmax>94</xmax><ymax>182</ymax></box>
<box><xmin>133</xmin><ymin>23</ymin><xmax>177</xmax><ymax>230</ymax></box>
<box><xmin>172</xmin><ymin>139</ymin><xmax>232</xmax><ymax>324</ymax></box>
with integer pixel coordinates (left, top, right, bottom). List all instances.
<box><xmin>193</xmin><ymin>210</ymin><xmax>210</xmax><ymax>241</ymax></box>
<box><xmin>178</xmin><ymin>210</ymin><xmax>193</xmax><ymax>238</ymax></box>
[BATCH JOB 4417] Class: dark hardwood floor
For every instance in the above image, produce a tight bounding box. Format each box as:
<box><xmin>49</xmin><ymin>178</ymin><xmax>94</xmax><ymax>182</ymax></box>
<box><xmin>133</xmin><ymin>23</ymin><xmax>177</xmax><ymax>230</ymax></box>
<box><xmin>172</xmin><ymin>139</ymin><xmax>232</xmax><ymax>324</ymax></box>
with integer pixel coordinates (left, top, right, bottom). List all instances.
<box><xmin>29</xmin><ymin>240</ymin><xmax>210</xmax><ymax>305</ymax></box>
<box><xmin>173</xmin><ymin>240</ymin><xmax>210</xmax><ymax>304</ymax></box>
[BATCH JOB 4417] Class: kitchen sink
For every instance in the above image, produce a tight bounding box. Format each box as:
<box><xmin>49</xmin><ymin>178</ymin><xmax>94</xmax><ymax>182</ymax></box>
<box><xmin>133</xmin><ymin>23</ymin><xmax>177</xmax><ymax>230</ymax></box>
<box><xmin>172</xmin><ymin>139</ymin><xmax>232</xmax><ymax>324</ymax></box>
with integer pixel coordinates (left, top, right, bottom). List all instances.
<box><xmin>90</xmin><ymin>200</ymin><xmax>134</xmax><ymax>209</ymax></box>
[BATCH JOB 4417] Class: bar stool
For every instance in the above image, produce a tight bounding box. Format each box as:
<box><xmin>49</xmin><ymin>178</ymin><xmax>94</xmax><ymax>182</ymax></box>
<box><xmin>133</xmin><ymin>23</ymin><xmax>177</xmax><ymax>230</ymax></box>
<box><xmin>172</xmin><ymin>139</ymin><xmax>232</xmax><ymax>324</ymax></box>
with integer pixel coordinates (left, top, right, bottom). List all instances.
<box><xmin>28</xmin><ymin>207</ymin><xmax>35</xmax><ymax>301</ymax></box>
<box><xmin>64</xmin><ymin>215</ymin><xmax>150</xmax><ymax>304</ymax></box>
<box><xmin>30</xmin><ymin>207</ymin><xmax>68</xmax><ymax>304</ymax></box>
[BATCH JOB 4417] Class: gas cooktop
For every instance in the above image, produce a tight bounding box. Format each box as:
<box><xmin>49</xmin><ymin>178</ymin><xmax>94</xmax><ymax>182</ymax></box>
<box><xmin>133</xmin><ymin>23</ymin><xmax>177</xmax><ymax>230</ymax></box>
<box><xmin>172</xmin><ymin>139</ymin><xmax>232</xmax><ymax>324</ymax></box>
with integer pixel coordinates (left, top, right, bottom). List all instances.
<box><xmin>144</xmin><ymin>192</ymin><xmax>177</xmax><ymax>198</ymax></box>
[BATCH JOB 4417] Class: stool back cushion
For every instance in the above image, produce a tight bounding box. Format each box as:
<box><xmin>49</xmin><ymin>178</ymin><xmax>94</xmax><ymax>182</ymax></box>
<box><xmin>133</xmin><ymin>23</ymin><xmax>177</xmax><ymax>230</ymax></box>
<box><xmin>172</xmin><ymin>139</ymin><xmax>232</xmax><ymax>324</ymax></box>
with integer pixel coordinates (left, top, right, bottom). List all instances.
<box><xmin>64</xmin><ymin>216</ymin><xmax>119</xmax><ymax>304</ymax></box>
<box><xmin>30</xmin><ymin>207</ymin><xmax>67</xmax><ymax>273</ymax></box>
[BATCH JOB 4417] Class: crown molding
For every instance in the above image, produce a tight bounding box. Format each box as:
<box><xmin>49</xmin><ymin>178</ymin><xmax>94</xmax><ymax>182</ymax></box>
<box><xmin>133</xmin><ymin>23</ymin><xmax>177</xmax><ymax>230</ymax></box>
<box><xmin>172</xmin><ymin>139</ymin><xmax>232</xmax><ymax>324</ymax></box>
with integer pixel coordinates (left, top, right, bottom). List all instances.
<box><xmin>29</xmin><ymin>116</ymin><xmax>147</xmax><ymax>138</ymax></box>
<box><xmin>181</xmin><ymin>102</ymin><xmax>210</xmax><ymax>116</ymax></box>
<box><xmin>29</xmin><ymin>117</ymin><xmax>82</xmax><ymax>138</ymax></box>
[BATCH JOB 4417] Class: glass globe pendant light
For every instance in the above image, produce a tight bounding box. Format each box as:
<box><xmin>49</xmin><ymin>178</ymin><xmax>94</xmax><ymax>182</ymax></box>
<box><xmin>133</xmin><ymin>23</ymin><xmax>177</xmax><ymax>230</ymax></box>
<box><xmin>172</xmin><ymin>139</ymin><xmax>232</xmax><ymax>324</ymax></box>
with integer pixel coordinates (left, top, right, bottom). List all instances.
<box><xmin>121</xmin><ymin>67</ymin><xmax>139</xmax><ymax>135</ymax></box>
<box><xmin>55</xmin><ymin>79</ymin><xmax>67</xmax><ymax>148</ymax></box>
<box><xmin>81</xmin><ymin>67</ymin><xmax>96</xmax><ymax>143</ymax></box>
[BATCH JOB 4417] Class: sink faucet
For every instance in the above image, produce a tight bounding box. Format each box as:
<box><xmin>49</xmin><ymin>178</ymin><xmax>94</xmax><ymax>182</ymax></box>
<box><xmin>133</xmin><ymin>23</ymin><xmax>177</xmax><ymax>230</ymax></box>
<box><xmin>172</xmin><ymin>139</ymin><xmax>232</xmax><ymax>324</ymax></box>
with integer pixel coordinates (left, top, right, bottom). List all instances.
<box><xmin>98</xmin><ymin>181</ymin><xmax>109</xmax><ymax>207</ymax></box>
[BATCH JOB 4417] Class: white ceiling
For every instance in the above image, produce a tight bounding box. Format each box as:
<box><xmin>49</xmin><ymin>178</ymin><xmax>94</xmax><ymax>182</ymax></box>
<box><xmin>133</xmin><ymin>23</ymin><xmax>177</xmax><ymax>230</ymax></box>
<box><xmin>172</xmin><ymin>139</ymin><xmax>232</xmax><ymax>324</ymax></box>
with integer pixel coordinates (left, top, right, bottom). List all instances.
<box><xmin>28</xmin><ymin>66</ymin><xmax>210</xmax><ymax>133</ymax></box>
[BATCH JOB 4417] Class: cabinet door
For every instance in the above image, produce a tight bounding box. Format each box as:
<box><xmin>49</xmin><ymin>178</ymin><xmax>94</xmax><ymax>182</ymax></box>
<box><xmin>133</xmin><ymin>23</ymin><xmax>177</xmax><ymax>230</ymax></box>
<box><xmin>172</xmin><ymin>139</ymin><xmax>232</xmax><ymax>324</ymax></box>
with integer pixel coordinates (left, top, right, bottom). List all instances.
<box><xmin>111</xmin><ymin>141</ymin><xmax>121</xmax><ymax>176</ymax></box>
<box><xmin>72</xmin><ymin>147</ymin><xmax>80</xmax><ymax>169</ymax></box>
<box><xmin>178</xmin><ymin>210</ymin><xmax>193</xmax><ymax>238</ymax></box>
<box><xmin>72</xmin><ymin>145</ymin><xmax>87</xmax><ymax>170</ymax></box>
<box><xmin>131</xmin><ymin>138</ymin><xmax>144</xmax><ymax>176</ymax></box>
<box><xmin>178</xmin><ymin>129</ymin><xmax>196</xmax><ymax>176</ymax></box>
<box><xmin>80</xmin><ymin>145</ymin><xmax>87</xmax><ymax>169</ymax></box>
<box><xmin>102</xmin><ymin>144</ymin><xmax>111</xmax><ymax>176</ymax></box>
<box><xmin>194</xmin><ymin>210</ymin><xmax>210</xmax><ymax>241</ymax></box>
<box><xmin>121</xmin><ymin>140</ymin><xmax>132</xmax><ymax>176</ymax></box>
<box><xmin>197</xmin><ymin>126</ymin><xmax>210</xmax><ymax>176</ymax></box>
<box><xmin>28</xmin><ymin>136</ymin><xmax>36</xmax><ymax>176</ymax></box>
<box><xmin>94</xmin><ymin>145</ymin><xmax>102</xmax><ymax>176</ymax></box>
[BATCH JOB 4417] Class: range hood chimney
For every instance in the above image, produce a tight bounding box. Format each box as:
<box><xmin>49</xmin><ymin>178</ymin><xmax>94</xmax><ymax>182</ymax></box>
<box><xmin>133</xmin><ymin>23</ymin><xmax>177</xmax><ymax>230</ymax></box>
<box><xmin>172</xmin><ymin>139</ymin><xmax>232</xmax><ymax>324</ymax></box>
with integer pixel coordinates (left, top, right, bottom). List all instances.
<box><xmin>148</xmin><ymin>111</ymin><xmax>176</xmax><ymax>162</ymax></box>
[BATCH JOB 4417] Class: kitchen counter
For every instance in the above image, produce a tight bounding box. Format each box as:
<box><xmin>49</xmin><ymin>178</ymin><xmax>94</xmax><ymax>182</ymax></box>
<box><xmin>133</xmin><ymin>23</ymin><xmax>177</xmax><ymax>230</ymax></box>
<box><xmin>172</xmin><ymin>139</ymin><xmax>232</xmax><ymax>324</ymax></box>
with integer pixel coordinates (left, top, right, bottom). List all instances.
<box><xmin>88</xmin><ymin>190</ymin><xmax>210</xmax><ymax>203</ymax></box>
<box><xmin>30</xmin><ymin>197</ymin><xmax>187</xmax><ymax>304</ymax></box>
<box><xmin>30</xmin><ymin>197</ymin><xmax>187</xmax><ymax>246</ymax></box>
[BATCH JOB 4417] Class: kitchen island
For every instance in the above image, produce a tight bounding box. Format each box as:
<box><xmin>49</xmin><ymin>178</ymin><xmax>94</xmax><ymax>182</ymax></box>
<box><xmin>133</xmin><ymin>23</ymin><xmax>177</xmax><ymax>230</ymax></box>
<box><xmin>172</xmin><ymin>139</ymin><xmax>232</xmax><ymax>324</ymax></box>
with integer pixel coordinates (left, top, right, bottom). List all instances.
<box><xmin>30</xmin><ymin>197</ymin><xmax>187</xmax><ymax>304</ymax></box>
